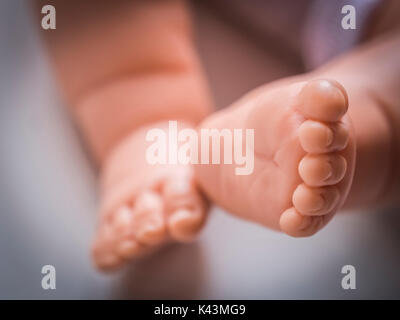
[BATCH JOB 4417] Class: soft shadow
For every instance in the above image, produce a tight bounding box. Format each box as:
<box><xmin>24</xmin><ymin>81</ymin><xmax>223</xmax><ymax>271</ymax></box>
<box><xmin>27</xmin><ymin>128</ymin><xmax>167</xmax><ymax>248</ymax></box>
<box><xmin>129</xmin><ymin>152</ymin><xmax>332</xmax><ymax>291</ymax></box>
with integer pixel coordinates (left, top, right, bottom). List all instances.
<box><xmin>113</xmin><ymin>242</ymin><xmax>206</xmax><ymax>299</ymax></box>
<box><xmin>375</xmin><ymin>205</ymin><xmax>400</xmax><ymax>244</ymax></box>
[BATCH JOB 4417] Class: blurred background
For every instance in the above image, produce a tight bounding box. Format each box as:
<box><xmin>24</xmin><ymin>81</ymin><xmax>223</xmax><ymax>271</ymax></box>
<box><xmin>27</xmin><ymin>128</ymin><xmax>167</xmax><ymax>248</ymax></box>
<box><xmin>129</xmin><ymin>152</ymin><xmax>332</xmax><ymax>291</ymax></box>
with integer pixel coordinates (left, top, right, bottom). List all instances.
<box><xmin>1</xmin><ymin>0</ymin><xmax>400</xmax><ymax>299</ymax></box>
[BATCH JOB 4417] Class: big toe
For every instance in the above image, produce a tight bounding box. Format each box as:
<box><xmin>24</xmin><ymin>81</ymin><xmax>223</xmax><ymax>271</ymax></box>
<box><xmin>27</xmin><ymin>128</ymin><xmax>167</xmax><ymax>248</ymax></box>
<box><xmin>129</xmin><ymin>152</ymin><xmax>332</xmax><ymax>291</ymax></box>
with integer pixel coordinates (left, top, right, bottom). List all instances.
<box><xmin>296</xmin><ymin>79</ymin><xmax>348</xmax><ymax>122</ymax></box>
<box><xmin>163</xmin><ymin>175</ymin><xmax>208</xmax><ymax>242</ymax></box>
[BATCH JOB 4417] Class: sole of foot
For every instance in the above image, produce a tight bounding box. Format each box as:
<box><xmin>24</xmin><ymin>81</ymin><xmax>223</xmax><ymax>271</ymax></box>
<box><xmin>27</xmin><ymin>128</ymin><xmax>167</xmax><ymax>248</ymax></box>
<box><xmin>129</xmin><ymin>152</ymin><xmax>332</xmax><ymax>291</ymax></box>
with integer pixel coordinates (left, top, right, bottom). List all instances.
<box><xmin>194</xmin><ymin>79</ymin><xmax>356</xmax><ymax>237</ymax></box>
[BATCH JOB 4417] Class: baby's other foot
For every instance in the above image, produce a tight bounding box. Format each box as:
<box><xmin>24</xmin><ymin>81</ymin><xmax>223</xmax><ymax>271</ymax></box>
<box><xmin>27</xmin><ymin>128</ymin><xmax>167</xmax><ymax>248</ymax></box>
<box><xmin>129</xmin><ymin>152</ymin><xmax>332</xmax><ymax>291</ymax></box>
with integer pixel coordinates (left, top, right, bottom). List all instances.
<box><xmin>195</xmin><ymin>79</ymin><xmax>356</xmax><ymax>237</ymax></box>
<box><xmin>92</xmin><ymin>122</ymin><xmax>207</xmax><ymax>271</ymax></box>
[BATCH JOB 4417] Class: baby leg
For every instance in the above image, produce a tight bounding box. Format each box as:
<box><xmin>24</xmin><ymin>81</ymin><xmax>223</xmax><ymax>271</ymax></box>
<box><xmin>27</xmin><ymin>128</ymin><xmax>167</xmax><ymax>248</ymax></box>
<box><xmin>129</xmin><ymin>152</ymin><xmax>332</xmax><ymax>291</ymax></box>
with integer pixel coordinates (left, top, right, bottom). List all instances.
<box><xmin>38</xmin><ymin>0</ymin><xmax>213</xmax><ymax>270</ymax></box>
<box><xmin>194</xmin><ymin>29</ymin><xmax>400</xmax><ymax>236</ymax></box>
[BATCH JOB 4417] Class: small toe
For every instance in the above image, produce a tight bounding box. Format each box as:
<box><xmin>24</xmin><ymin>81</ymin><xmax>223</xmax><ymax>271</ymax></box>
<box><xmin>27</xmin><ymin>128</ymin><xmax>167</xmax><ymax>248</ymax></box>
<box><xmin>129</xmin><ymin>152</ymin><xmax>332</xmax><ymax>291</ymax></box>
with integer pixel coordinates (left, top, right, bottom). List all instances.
<box><xmin>292</xmin><ymin>183</ymin><xmax>340</xmax><ymax>216</ymax></box>
<box><xmin>299</xmin><ymin>154</ymin><xmax>347</xmax><ymax>187</ymax></box>
<box><xmin>132</xmin><ymin>191</ymin><xmax>166</xmax><ymax>246</ymax></box>
<box><xmin>111</xmin><ymin>206</ymin><xmax>133</xmax><ymax>235</ymax></box>
<box><xmin>135</xmin><ymin>223</ymin><xmax>166</xmax><ymax>246</ymax></box>
<box><xmin>94</xmin><ymin>253</ymin><xmax>123</xmax><ymax>271</ymax></box>
<box><xmin>115</xmin><ymin>238</ymin><xmax>144</xmax><ymax>259</ymax></box>
<box><xmin>92</xmin><ymin>233</ymin><xmax>123</xmax><ymax>271</ymax></box>
<box><xmin>299</xmin><ymin>120</ymin><xmax>349</xmax><ymax>153</ymax></box>
<box><xmin>91</xmin><ymin>220</ymin><xmax>120</xmax><ymax>269</ymax></box>
<box><xmin>279</xmin><ymin>207</ymin><xmax>324</xmax><ymax>237</ymax></box>
<box><xmin>296</xmin><ymin>79</ymin><xmax>348</xmax><ymax>122</ymax></box>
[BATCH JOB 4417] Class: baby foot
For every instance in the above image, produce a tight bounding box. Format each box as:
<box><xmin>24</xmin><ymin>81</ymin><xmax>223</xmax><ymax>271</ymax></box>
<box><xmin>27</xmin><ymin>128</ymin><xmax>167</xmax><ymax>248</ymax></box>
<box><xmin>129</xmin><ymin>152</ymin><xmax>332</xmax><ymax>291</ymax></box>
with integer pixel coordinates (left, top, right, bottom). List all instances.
<box><xmin>92</xmin><ymin>122</ymin><xmax>207</xmax><ymax>271</ymax></box>
<box><xmin>194</xmin><ymin>79</ymin><xmax>356</xmax><ymax>237</ymax></box>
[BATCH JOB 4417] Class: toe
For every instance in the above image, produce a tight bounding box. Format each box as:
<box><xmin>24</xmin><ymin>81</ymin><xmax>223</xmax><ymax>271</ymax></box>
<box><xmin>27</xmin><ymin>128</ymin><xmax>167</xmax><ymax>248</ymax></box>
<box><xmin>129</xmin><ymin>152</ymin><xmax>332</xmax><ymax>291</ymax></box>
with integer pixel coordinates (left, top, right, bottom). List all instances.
<box><xmin>280</xmin><ymin>207</ymin><xmax>324</xmax><ymax>237</ymax></box>
<box><xmin>93</xmin><ymin>252</ymin><xmax>122</xmax><ymax>271</ymax></box>
<box><xmin>299</xmin><ymin>120</ymin><xmax>349</xmax><ymax>153</ymax></box>
<box><xmin>163</xmin><ymin>175</ymin><xmax>208</xmax><ymax>242</ymax></box>
<box><xmin>132</xmin><ymin>191</ymin><xmax>167</xmax><ymax>246</ymax></box>
<box><xmin>109</xmin><ymin>206</ymin><xmax>148</xmax><ymax>261</ymax></box>
<box><xmin>162</xmin><ymin>173</ymin><xmax>197</xmax><ymax>209</ymax></box>
<box><xmin>115</xmin><ymin>238</ymin><xmax>145</xmax><ymax>259</ymax></box>
<box><xmin>292</xmin><ymin>183</ymin><xmax>340</xmax><ymax>216</ymax></box>
<box><xmin>299</xmin><ymin>154</ymin><xmax>347</xmax><ymax>187</ymax></box>
<box><xmin>111</xmin><ymin>206</ymin><xmax>133</xmax><ymax>235</ymax></box>
<box><xmin>168</xmin><ymin>207</ymin><xmax>206</xmax><ymax>242</ymax></box>
<box><xmin>92</xmin><ymin>223</ymin><xmax>123</xmax><ymax>271</ymax></box>
<box><xmin>296</xmin><ymin>79</ymin><xmax>348</xmax><ymax>122</ymax></box>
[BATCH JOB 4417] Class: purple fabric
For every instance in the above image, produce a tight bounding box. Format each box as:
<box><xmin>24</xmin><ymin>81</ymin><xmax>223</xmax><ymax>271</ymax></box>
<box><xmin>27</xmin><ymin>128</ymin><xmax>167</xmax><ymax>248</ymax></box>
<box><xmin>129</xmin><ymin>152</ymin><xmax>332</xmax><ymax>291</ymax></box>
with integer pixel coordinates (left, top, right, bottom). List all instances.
<box><xmin>211</xmin><ymin>0</ymin><xmax>383</xmax><ymax>69</ymax></box>
<box><xmin>302</xmin><ymin>0</ymin><xmax>383</xmax><ymax>69</ymax></box>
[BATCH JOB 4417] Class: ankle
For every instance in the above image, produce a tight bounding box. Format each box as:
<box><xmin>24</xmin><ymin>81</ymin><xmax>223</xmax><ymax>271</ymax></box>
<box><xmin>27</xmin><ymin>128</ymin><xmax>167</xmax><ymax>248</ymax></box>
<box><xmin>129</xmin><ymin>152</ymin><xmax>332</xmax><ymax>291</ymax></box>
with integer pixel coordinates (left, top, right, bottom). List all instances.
<box><xmin>364</xmin><ymin>88</ymin><xmax>400</xmax><ymax>205</ymax></box>
<box><xmin>345</xmin><ymin>85</ymin><xmax>398</xmax><ymax>208</ymax></box>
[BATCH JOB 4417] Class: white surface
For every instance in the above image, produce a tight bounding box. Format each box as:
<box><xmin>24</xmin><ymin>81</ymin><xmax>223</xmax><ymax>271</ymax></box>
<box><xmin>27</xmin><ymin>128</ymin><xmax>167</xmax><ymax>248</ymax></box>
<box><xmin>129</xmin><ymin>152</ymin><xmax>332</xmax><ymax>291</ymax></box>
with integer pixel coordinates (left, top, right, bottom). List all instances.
<box><xmin>1</xmin><ymin>0</ymin><xmax>400</xmax><ymax>299</ymax></box>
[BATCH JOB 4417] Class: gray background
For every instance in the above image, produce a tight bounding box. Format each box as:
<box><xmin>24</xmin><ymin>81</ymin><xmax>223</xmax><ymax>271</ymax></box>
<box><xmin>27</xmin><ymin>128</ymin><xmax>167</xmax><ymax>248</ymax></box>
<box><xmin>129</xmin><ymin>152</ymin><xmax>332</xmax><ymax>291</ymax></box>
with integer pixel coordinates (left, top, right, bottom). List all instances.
<box><xmin>1</xmin><ymin>0</ymin><xmax>400</xmax><ymax>299</ymax></box>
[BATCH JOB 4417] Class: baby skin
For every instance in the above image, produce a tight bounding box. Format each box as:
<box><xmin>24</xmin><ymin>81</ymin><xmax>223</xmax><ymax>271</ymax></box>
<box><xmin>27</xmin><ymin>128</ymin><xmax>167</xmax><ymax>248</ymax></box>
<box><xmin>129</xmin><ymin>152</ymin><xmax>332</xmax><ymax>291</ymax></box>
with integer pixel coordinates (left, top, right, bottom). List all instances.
<box><xmin>93</xmin><ymin>122</ymin><xmax>210</xmax><ymax>269</ymax></box>
<box><xmin>40</xmin><ymin>0</ymin><xmax>400</xmax><ymax>270</ymax></box>
<box><xmin>195</xmin><ymin>31</ymin><xmax>400</xmax><ymax>236</ymax></box>
<box><xmin>195</xmin><ymin>79</ymin><xmax>355</xmax><ymax>236</ymax></box>
<box><xmin>39</xmin><ymin>0</ymin><xmax>213</xmax><ymax>270</ymax></box>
